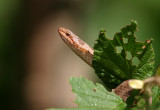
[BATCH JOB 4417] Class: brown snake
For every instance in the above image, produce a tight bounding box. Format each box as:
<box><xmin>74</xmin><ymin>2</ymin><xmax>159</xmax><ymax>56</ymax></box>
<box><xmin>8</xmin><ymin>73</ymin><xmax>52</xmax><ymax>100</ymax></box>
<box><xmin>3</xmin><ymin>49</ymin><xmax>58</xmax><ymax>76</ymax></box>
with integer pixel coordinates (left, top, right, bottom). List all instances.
<box><xmin>58</xmin><ymin>27</ymin><xmax>133</xmax><ymax>101</ymax></box>
<box><xmin>58</xmin><ymin>27</ymin><xmax>94</xmax><ymax>67</ymax></box>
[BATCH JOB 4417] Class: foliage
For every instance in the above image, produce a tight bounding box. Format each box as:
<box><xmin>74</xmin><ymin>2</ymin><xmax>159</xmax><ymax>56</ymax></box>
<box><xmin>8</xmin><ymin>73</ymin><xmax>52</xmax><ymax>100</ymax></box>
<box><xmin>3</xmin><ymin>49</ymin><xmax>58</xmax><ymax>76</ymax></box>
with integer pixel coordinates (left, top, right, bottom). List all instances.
<box><xmin>48</xmin><ymin>21</ymin><xmax>159</xmax><ymax>110</ymax></box>
<box><xmin>47</xmin><ymin>77</ymin><xmax>126</xmax><ymax>110</ymax></box>
<box><xmin>93</xmin><ymin>21</ymin><xmax>154</xmax><ymax>88</ymax></box>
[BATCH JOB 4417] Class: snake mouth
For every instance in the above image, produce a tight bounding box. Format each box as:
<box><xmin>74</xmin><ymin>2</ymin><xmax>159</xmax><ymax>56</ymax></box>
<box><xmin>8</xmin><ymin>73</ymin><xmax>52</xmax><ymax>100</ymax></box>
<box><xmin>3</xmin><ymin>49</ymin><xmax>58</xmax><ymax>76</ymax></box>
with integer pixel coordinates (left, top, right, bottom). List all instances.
<box><xmin>58</xmin><ymin>27</ymin><xmax>66</xmax><ymax>36</ymax></box>
<box><xmin>58</xmin><ymin>27</ymin><xmax>73</xmax><ymax>44</ymax></box>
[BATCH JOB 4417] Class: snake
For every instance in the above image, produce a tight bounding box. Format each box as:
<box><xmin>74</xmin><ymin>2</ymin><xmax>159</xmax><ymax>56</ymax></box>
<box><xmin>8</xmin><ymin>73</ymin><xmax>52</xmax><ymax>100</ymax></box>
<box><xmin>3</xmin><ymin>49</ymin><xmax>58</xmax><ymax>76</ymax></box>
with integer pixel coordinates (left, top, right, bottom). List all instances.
<box><xmin>58</xmin><ymin>27</ymin><xmax>133</xmax><ymax>101</ymax></box>
<box><xmin>58</xmin><ymin>27</ymin><xmax>94</xmax><ymax>67</ymax></box>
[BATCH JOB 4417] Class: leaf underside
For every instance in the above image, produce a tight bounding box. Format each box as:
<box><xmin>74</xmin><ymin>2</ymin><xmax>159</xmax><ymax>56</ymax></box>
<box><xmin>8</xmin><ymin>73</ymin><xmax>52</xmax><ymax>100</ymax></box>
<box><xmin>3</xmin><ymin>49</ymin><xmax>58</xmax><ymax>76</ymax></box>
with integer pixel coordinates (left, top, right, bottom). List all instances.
<box><xmin>47</xmin><ymin>77</ymin><xmax>126</xmax><ymax>110</ymax></box>
<box><xmin>93</xmin><ymin>21</ymin><xmax>155</xmax><ymax>88</ymax></box>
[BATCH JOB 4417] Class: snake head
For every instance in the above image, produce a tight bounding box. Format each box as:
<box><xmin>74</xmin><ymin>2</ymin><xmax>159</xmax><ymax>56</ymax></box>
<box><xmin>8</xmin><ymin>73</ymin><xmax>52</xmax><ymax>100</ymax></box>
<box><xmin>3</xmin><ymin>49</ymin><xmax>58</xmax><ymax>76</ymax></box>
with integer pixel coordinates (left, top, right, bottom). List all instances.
<box><xmin>58</xmin><ymin>27</ymin><xmax>94</xmax><ymax>67</ymax></box>
<box><xmin>58</xmin><ymin>27</ymin><xmax>74</xmax><ymax>44</ymax></box>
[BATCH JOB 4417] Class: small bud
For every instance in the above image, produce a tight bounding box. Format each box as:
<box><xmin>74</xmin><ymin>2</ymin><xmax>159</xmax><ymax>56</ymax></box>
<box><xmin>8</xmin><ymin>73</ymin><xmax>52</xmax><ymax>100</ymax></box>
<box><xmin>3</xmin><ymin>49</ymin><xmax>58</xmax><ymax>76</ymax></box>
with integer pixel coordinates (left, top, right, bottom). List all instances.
<box><xmin>129</xmin><ymin>79</ymin><xmax>144</xmax><ymax>89</ymax></box>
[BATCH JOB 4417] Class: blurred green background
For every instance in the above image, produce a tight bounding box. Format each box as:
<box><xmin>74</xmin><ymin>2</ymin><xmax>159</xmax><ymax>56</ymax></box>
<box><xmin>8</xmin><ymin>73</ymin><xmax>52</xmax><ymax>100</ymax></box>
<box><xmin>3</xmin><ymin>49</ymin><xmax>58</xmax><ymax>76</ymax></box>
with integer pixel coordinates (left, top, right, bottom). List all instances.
<box><xmin>0</xmin><ymin>0</ymin><xmax>160</xmax><ymax>110</ymax></box>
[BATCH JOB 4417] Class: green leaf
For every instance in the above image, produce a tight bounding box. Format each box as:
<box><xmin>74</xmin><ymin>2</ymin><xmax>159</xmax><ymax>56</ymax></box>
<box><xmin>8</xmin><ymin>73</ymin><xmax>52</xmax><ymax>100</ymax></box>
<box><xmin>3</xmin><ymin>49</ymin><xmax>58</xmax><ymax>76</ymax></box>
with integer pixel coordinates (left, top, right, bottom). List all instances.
<box><xmin>152</xmin><ymin>86</ymin><xmax>160</xmax><ymax>104</ymax></box>
<box><xmin>47</xmin><ymin>77</ymin><xmax>126</xmax><ymax>110</ymax></box>
<box><xmin>126</xmin><ymin>90</ymin><xmax>140</xmax><ymax>109</ymax></box>
<box><xmin>93</xmin><ymin>21</ymin><xmax>155</xmax><ymax>88</ymax></box>
<box><xmin>128</xmin><ymin>86</ymin><xmax>160</xmax><ymax>110</ymax></box>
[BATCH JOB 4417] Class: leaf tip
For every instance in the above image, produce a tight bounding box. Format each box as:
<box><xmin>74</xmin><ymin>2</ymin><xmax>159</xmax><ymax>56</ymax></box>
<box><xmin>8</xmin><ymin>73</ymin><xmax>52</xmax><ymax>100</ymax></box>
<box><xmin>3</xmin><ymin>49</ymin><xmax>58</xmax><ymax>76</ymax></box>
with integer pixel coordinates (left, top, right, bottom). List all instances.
<box><xmin>100</xmin><ymin>29</ymin><xmax>106</xmax><ymax>34</ymax></box>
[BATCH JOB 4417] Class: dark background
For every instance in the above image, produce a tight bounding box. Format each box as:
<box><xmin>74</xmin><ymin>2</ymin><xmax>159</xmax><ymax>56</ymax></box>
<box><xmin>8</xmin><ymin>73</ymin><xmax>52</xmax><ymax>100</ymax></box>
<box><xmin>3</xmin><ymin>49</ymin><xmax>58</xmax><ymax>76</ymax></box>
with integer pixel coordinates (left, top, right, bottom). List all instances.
<box><xmin>0</xmin><ymin>0</ymin><xmax>160</xmax><ymax>110</ymax></box>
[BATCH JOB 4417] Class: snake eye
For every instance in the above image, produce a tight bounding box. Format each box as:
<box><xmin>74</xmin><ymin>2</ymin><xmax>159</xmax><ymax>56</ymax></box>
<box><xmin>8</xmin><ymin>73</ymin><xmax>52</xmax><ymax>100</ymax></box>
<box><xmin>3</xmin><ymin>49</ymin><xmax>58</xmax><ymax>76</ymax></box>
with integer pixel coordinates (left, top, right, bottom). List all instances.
<box><xmin>66</xmin><ymin>32</ymin><xmax>70</xmax><ymax>36</ymax></box>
